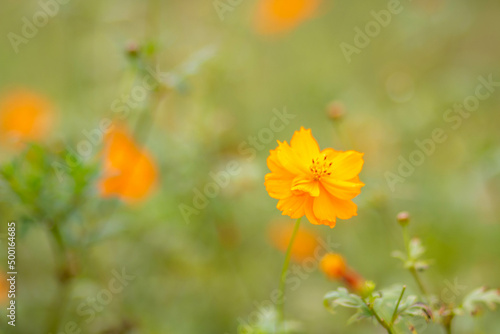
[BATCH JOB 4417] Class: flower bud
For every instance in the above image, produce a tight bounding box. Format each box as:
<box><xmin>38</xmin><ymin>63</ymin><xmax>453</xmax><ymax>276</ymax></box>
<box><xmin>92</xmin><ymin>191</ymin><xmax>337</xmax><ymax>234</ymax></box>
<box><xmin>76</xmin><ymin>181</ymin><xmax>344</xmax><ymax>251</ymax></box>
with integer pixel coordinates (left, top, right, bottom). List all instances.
<box><xmin>397</xmin><ymin>211</ymin><xmax>410</xmax><ymax>226</ymax></box>
<box><xmin>126</xmin><ymin>41</ymin><xmax>140</xmax><ymax>58</ymax></box>
<box><xmin>326</xmin><ymin>101</ymin><xmax>345</xmax><ymax>120</ymax></box>
<box><xmin>361</xmin><ymin>280</ymin><xmax>376</xmax><ymax>296</ymax></box>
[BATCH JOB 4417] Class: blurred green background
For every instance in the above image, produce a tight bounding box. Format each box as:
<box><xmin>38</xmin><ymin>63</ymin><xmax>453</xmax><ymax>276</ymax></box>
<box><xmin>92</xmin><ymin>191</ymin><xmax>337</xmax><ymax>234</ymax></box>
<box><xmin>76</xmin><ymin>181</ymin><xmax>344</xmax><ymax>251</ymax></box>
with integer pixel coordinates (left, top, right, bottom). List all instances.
<box><xmin>0</xmin><ymin>0</ymin><xmax>500</xmax><ymax>333</ymax></box>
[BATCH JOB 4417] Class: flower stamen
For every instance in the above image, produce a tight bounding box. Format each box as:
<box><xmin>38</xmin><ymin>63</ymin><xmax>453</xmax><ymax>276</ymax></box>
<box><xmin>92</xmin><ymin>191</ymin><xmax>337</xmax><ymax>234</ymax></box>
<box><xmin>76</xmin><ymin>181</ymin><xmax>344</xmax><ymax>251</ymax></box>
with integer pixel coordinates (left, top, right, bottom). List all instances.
<box><xmin>310</xmin><ymin>155</ymin><xmax>333</xmax><ymax>181</ymax></box>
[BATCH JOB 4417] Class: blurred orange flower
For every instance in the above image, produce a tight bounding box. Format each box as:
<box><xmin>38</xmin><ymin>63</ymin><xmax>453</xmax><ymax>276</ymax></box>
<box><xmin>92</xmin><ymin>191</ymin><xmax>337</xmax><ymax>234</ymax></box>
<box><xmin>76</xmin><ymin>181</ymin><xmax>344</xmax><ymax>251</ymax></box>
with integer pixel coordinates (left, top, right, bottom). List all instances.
<box><xmin>0</xmin><ymin>89</ymin><xmax>54</xmax><ymax>146</ymax></box>
<box><xmin>0</xmin><ymin>272</ymin><xmax>8</xmax><ymax>304</ymax></box>
<box><xmin>320</xmin><ymin>253</ymin><xmax>364</xmax><ymax>292</ymax></box>
<box><xmin>254</xmin><ymin>0</ymin><xmax>321</xmax><ymax>35</ymax></box>
<box><xmin>98</xmin><ymin>125</ymin><xmax>158</xmax><ymax>203</ymax></box>
<box><xmin>320</xmin><ymin>253</ymin><xmax>346</xmax><ymax>279</ymax></box>
<box><xmin>269</xmin><ymin>220</ymin><xmax>319</xmax><ymax>262</ymax></box>
<box><xmin>264</xmin><ymin>127</ymin><xmax>364</xmax><ymax>228</ymax></box>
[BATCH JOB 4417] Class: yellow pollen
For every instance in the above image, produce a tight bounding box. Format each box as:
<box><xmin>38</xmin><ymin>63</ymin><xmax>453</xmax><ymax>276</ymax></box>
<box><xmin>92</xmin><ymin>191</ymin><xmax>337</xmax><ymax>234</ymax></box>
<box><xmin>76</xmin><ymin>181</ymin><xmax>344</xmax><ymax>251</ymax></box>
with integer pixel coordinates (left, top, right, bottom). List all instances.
<box><xmin>309</xmin><ymin>155</ymin><xmax>332</xmax><ymax>181</ymax></box>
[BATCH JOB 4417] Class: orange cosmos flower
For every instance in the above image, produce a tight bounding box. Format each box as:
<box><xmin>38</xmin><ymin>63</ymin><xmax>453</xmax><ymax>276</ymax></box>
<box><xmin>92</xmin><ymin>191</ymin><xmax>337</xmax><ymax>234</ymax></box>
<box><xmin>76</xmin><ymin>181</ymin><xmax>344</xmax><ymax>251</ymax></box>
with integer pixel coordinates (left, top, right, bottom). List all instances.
<box><xmin>0</xmin><ymin>89</ymin><xmax>54</xmax><ymax>146</ymax></box>
<box><xmin>269</xmin><ymin>219</ymin><xmax>320</xmax><ymax>262</ymax></box>
<box><xmin>98</xmin><ymin>125</ymin><xmax>158</xmax><ymax>203</ymax></box>
<box><xmin>254</xmin><ymin>0</ymin><xmax>321</xmax><ymax>35</ymax></box>
<box><xmin>264</xmin><ymin>127</ymin><xmax>364</xmax><ymax>228</ymax></box>
<box><xmin>320</xmin><ymin>253</ymin><xmax>365</xmax><ymax>292</ymax></box>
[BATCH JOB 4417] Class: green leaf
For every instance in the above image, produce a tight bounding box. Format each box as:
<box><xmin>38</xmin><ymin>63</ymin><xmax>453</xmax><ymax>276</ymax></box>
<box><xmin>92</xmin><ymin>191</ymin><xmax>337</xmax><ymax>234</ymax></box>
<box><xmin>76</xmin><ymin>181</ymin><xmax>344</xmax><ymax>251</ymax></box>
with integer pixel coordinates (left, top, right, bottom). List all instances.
<box><xmin>393</xmin><ymin>238</ymin><xmax>432</xmax><ymax>271</ymax></box>
<box><xmin>413</xmin><ymin>260</ymin><xmax>430</xmax><ymax>271</ymax></box>
<box><xmin>402</xmin><ymin>302</ymin><xmax>433</xmax><ymax>321</ymax></box>
<box><xmin>324</xmin><ymin>288</ymin><xmax>366</xmax><ymax>310</ymax></box>
<box><xmin>408</xmin><ymin>238</ymin><xmax>425</xmax><ymax>260</ymax></box>
<box><xmin>460</xmin><ymin>287</ymin><xmax>500</xmax><ymax>315</ymax></box>
<box><xmin>324</xmin><ymin>288</ymin><xmax>373</xmax><ymax>326</ymax></box>
<box><xmin>371</xmin><ymin>285</ymin><xmax>432</xmax><ymax>325</ymax></box>
<box><xmin>237</xmin><ymin>307</ymin><xmax>301</xmax><ymax>334</ymax></box>
<box><xmin>391</xmin><ymin>250</ymin><xmax>407</xmax><ymax>262</ymax></box>
<box><xmin>347</xmin><ymin>307</ymin><xmax>373</xmax><ymax>325</ymax></box>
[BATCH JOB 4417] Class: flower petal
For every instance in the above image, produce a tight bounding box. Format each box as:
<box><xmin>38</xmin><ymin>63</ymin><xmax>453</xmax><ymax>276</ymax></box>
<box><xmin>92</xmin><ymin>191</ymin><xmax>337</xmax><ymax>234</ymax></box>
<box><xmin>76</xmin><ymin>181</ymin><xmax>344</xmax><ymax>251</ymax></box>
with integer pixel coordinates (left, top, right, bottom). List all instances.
<box><xmin>265</xmin><ymin>172</ymin><xmax>294</xmax><ymax>199</ymax></box>
<box><xmin>254</xmin><ymin>0</ymin><xmax>321</xmax><ymax>35</ymax></box>
<box><xmin>267</xmin><ymin>147</ymin><xmax>284</xmax><ymax>173</ymax></box>
<box><xmin>328</xmin><ymin>150</ymin><xmax>364</xmax><ymax>180</ymax></box>
<box><xmin>276</xmin><ymin>140</ymin><xmax>310</xmax><ymax>175</ymax></box>
<box><xmin>277</xmin><ymin>193</ymin><xmax>309</xmax><ymax>219</ymax></box>
<box><xmin>291</xmin><ymin>176</ymin><xmax>320</xmax><ymax>197</ymax></box>
<box><xmin>321</xmin><ymin>148</ymin><xmax>343</xmax><ymax>159</ymax></box>
<box><xmin>313</xmin><ymin>185</ymin><xmax>358</xmax><ymax>221</ymax></box>
<box><xmin>99</xmin><ymin>126</ymin><xmax>158</xmax><ymax>202</ymax></box>
<box><xmin>321</xmin><ymin>176</ymin><xmax>364</xmax><ymax>200</ymax></box>
<box><xmin>290</xmin><ymin>127</ymin><xmax>320</xmax><ymax>164</ymax></box>
<box><xmin>305</xmin><ymin>197</ymin><xmax>336</xmax><ymax>228</ymax></box>
<box><xmin>99</xmin><ymin>151</ymin><xmax>158</xmax><ymax>202</ymax></box>
<box><xmin>265</xmin><ymin>147</ymin><xmax>296</xmax><ymax>199</ymax></box>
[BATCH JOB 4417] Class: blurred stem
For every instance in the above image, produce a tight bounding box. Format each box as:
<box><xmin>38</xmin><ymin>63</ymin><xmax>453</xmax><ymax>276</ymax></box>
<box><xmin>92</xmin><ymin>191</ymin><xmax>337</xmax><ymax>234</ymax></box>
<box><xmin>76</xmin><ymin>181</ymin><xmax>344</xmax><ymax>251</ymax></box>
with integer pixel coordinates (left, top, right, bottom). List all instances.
<box><xmin>402</xmin><ymin>225</ymin><xmax>410</xmax><ymax>255</ymax></box>
<box><xmin>276</xmin><ymin>217</ymin><xmax>301</xmax><ymax>334</ymax></box>
<box><xmin>44</xmin><ymin>188</ymin><xmax>83</xmax><ymax>333</ymax></box>
<box><xmin>390</xmin><ymin>285</ymin><xmax>406</xmax><ymax>326</ymax></box>
<box><xmin>46</xmin><ymin>223</ymin><xmax>72</xmax><ymax>334</ymax></box>
<box><xmin>366</xmin><ymin>300</ymin><xmax>395</xmax><ymax>334</ymax></box>
<box><xmin>330</xmin><ymin>119</ymin><xmax>353</xmax><ymax>150</ymax></box>
<box><xmin>47</xmin><ymin>279</ymin><xmax>72</xmax><ymax>334</ymax></box>
<box><xmin>409</xmin><ymin>267</ymin><xmax>428</xmax><ymax>300</ymax></box>
<box><xmin>51</xmin><ymin>223</ymin><xmax>65</xmax><ymax>250</ymax></box>
<box><xmin>443</xmin><ymin>314</ymin><xmax>454</xmax><ymax>334</ymax></box>
<box><xmin>147</xmin><ymin>0</ymin><xmax>161</xmax><ymax>45</ymax></box>
<box><xmin>402</xmin><ymin>225</ymin><xmax>429</xmax><ymax>302</ymax></box>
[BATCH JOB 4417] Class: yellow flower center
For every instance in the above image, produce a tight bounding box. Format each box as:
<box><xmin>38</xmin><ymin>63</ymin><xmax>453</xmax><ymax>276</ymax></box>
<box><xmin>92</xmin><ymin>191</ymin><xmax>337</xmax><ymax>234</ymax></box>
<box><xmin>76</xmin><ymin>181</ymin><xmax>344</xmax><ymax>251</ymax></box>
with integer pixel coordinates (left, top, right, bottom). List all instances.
<box><xmin>309</xmin><ymin>155</ymin><xmax>332</xmax><ymax>181</ymax></box>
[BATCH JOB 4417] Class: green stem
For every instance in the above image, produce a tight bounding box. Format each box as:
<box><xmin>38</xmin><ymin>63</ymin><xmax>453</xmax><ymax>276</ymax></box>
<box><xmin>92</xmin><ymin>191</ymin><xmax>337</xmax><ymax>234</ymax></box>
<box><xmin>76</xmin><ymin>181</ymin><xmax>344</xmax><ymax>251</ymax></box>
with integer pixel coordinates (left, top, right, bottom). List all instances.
<box><xmin>444</xmin><ymin>314</ymin><xmax>454</xmax><ymax>334</ymax></box>
<box><xmin>402</xmin><ymin>225</ymin><xmax>429</xmax><ymax>302</ymax></box>
<box><xmin>367</xmin><ymin>301</ymin><xmax>396</xmax><ymax>334</ymax></box>
<box><xmin>409</xmin><ymin>267</ymin><xmax>428</xmax><ymax>300</ymax></box>
<box><xmin>390</xmin><ymin>285</ymin><xmax>406</xmax><ymax>326</ymax></box>
<box><xmin>46</xmin><ymin>280</ymin><xmax>71</xmax><ymax>334</ymax></box>
<box><xmin>402</xmin><ymin>225</ymin><xmax>410</xmax><ymax>255</ymax></box>
<box><xmin>51</xmin><ymin>224</ymin><xmax>65</xmax><ymax>250</ymax></box>
<box><xmin>46</xmin><ymin>224</ymin><xmax>72</xmax><ymax>334</ymax></box>
<box><xmin>276</xmin><ymin>217</ymin><xmax>301</xmax><ymax>334</ymax></box>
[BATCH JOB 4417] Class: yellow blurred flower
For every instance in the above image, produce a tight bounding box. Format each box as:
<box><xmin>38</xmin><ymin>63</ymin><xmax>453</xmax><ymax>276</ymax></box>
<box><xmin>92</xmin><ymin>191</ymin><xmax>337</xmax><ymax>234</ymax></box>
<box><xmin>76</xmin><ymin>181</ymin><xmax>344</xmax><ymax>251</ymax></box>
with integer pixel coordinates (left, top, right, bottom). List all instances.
<box><xmin>264</xmin><ymin>127</ymin><xmax>364</xmax><ymax>228</ymax></box>
<box><xmin>254</xmin><ymin>0</ymin><xmax>321</xmax><ymax>35</ymax></box>
<box><xmin>0</xmin><ymin>89</ymin><xmax>54</xmax><ymax>146</ymax></box>
<box><xmin>269</xmin><ymin>220</ymin><xmax>319</xmax><ymax>262</ymax></box>
<box><xmin>98</xmin><ymin>125</ymin><xmax>158</xmax><ymax>203</ymax></box>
